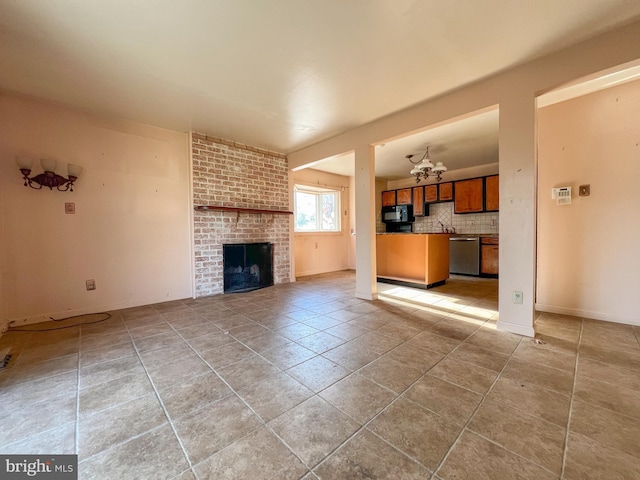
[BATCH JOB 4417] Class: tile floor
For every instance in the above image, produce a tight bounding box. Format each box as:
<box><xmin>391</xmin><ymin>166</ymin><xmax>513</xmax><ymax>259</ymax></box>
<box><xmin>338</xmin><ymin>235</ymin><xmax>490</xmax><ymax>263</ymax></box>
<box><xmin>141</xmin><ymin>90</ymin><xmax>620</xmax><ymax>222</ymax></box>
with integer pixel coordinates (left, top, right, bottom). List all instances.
<box><xmin>1</xmin><ymin>271</ymin><xmax>639</xmax><ymax>479</ymax></box>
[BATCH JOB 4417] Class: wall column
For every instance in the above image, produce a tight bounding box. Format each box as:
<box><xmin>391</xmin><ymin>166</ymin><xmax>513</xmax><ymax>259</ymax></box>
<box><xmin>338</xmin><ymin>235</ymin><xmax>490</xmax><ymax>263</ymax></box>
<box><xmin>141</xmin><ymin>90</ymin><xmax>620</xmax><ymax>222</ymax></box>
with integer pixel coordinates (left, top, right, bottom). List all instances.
<box><xmin>353</xmin><ymin>144</ymin><xmax>377</xmax><ymax>300</ymax></box>
<box><xmin>497</xmin><ymin>90</ymin><xmax>537</xmax><ymax>337</ymax></box>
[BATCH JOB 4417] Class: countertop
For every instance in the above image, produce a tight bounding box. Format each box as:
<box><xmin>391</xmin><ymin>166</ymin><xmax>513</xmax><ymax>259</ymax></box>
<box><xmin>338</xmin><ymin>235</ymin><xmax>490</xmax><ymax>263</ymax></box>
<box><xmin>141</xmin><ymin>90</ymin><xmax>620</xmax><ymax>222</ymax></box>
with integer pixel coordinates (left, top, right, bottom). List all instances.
<box><xmin>377</xmin><ymin>232</ymin><xmax>498</xmax><ymax>237</ymax></box>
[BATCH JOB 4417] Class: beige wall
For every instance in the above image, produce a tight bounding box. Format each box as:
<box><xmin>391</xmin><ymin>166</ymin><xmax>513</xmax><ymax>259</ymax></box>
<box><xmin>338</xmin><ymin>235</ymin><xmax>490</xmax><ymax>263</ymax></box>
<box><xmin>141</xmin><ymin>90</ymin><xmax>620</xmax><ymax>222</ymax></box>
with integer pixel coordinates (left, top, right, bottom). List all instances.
<box><xmin>292</xmin><ymin>168</ymin><xmax>352</xmax><ymax>277</ymax></box>
<box><xmin>537</xmin><ymin>79</ymin><xmax>640</xmax><ymax>324</ymax></box>
<box><xmin>0</xmin><ymin>93</ymin><xmax>193</xmax><ymax>326</ymax></box>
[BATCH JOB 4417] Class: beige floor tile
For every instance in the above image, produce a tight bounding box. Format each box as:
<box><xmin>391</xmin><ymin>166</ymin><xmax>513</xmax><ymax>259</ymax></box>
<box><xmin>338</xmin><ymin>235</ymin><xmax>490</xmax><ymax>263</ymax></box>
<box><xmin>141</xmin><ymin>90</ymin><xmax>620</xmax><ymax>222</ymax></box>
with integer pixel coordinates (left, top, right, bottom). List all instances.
<box><xmin>78</xmin><ymin>393</ymin><xmax>166</xmax><ymax>458</ymax></box>
<box><xmin>127</xmin><ymin>321</ymin><xmax>174</xmax><ymax>340</ymax></box>
<box><xmin>564</xmin><ymin>431</ymin><xmax>640</xmax><ymax>480</ymax></box>
<box><xmin>408</xmin><ymin>331</ymin><xmax>461</xmax><ymax>354</ymax></box>
<box><xmin>315</xmin><ymin>429</ymin><xmax>429</xmax><ymax>479</ymax></box>
<box><xmin>80</xmin><ymin>329</ymin><xmax>131</xmax><ymax>350</ymax></box>
<box><xmin>451</xmin><ymin>343</ymin><xmax>510</xmax><ymax>372</ymax></box>
<box><xmin>300</xmin><ymin>315</ymin><xmax>344</xmax><ymax>330</ymax></box>
<box><xmin>80</xmin><ymin>341</ymin><xmax>136</xmax><ymax>368</ymax></box>
<box><xmin>324</xmin><ymin>323</ymin><xmax>369</xmax><ymax>340</ymax></box>
<box><xmin>80</xmin><ymin>372</ymin><xmax>154</xmax><ymax>416</ymax></box>
<box><xmin>194</xmin><ymin>426</ymin><xmax>308</xmax><ymax>480</ymax></box>
<box><xmin>174</xmin><ymin>394</ymin><xmax>262</xmax><ymax>464</ymax></box>
<box><xmin>187</xmin><ymin>331</ymin><xmax>235</xmax><ymax>354</ymax></box>
<box><xmin>14</xmin><ymin>341</ymin><xmax>79</xmax><ymax>367</ymax></box>
<box><xmin>79</xmin><ymin>354</ymin><xmax>143</xmax><ymax>389</ymax></box>
<box><xmin>146</xmin><ymin>354</ymin><xmax>212</xmax><ymax>390</ymax></box>
<box><xmin>469</xmin><ymin>399</ymin><xmax>565</xmax><ymax>474</ymax></box>
<box><xmin>0</xmin><ymin>421</ymin><xmax>76</xmax><ymax>455</ymax></box>
<box><xmin>428</xmin><ymin>357</ymin><xmax>498</xmax><ymax>394</ymax></box>
<box><xmin>276</xmin><ymin>323</ymin><xmax>320</xmax><ymax>341</ymax></box>
<box><xmin>286</xmin><ymin>356</ymin><xmax>350</xmax><ymax>392</ymax></box>
<box><xmin>465</xmin><ymin>327</ymin><xmax>522</xmax><ymax>355</ymax></box>
<box><xmin>228</xmin><ymin>322</ymin><xmax>272</xmax><ymax>341</ymax></box>
<box><xmin>137</xmin><ymin>341</ymin><xmax>197</xmax><ymax>367</ymax></box>
<box><xmin>269</xmin><ymin>396</ymin><xmax>359</xmax><ymax>467</ymax></box>
<box><xmin>0</xmin><ymin>370</ymin><xmax>78</xmax><ymax>412</ymax></box>
<box><xmin>217</xmin><ymin>355</ymin><xmax>281</xmax><ymax>389</ymax></box>
<box><xmin>512</xmin><ymin>339</ymin><xmax>576</xmax><ymax>371</ymax></box>
<box><xmin>350</xmin><ymin>331</ymin><xmax>404</xmax><ymax>355</ymax></box>
<box><xmin>375</xmin><ymin>322</ymin><xmax>422</xmax><ymax>340</ymax></box>
<box><xmin>384</xmin><ymin>343</ymin><xmax>444</xmax><ymax>372</ymax></box>
<box><xmin>579</xmin><ymin>343</ymin><xmax>640</xmax><ymax>372</ymax></box>
<box><xmin>174</xmin><ymin>321</ymin><xmax>222</xmax><ymax>339</ymax></box>
<box><xmin>199</xmin><ymin>341</ymin><xmax>255</xmax><ymax>369</ymax></box>
<box><xmin>0</xmin><ymin>393</ymin><xmax>77</xmax><ymax>448</ymax></box>
<box><xmin>570</xmin><ymin>399</ymin><xmax>640</xmax><ymax>458</ymax></box>
<box><xmin>437</xmin><ymin>430</ymin><xmax>557</xmax><ymax>480</ymax></box>
<box><xmin>295</xmin><ymin>331</ymin><xmax>346</xmax><ymax>354</ymax></box>
<box><xmin>359</xmin><ymin>356</ymin><xmax>422</xmax><ymax>394</ymax></box>
<box><xmin>1</xmin><ymin>354</ymin><xmax>78</xmax><ymax>387</ymax></box>
<box><xmin>79</xmin><ymin>424</ymin><xmax>188</xmax><ymax>479</ymax></box>
<box><xmin>238</xmin><ymin>372</ymin><xmax>313</xmax><ymax>421</ymax></box>
<box><xmin>577</xmin><ymin>356</ymin><xmax>640</xmax><ymax>391</ymax></box>
<box><xmin>368</xmin><ymin>397</ymin><xmax>461</xmax><ymax>470</ymax></box>
<box><xmin>426</xmin><ymin>319</ymin><xmax>480</xmax><ymax>341</ymax></box>
<box><xmin>404</xmin><ymin>375</ymin><xmax>482</xmax><ymax>425</ymax></box>
<box><xmin>240</xmin><ymin>332</ymin><xmax>291</xmax><ymax>352</ymax></box>
<box><xmin>574</xmin><ymin>374</ymin><xmax>640</xmax><ymax>419</ymax></box>
<box><xmin>320</xmin><ymin>373</ymin><xmax>395</xmax><ymax>424</ymax></box>
<box><xmin>488</xmin><ymin>376</ymin><xmax>570</xmax><ymax>427</ymax></box>
<box><xmin>321</xmin><ymin>342</ymin><xmax>379</xmax><ymax>371</ymax></box>
<box><xmin>501</xmin><ymin>357</ymin><xmax>574</xmax><ymax>395</ymax></box>
<box><xmin>158</xmin><ymin>371</ymin><xmax>232</xmax><ymax>420</ymax></box>
<box><xmin>260</xmin><ymin>343</ymin><xmax>316</xmax><ymax>369</ymax></box>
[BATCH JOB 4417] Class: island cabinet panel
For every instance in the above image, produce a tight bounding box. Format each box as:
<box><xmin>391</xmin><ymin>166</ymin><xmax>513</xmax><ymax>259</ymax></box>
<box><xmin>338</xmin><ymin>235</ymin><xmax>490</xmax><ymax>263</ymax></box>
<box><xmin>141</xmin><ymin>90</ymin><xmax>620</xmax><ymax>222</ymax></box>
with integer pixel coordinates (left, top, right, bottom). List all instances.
<box><xmin>485</xmin><ymin>175</ymin><xmax>499</xmax><ymax>211</ymax></box>
<box><xmin>425</xmin><ymin>185</ymin><xmax>438</xmax><ymax>203</ymax></box>
<box><xmin>381</xmin><ymin>190</ymin><xmax>396</xmax><ymax>207</ymax></box>
<box><xmin>454</xmin><ymin>178</ymin><xmax>484</xmax><ymax>213</ymax></box>
<box><xmin>376</xmin><ymin>234</ymin><xmax>450</xmax><ymax>286</ymax></box>
<box><xmin>396</xmin><ymin>188</ymin><xmax>413</xmax><ymax>205</ymax></box>
<box><xmin>412</xmin><ymin>186</ymin><xmax>424</xmax><ymax>216</ymax></box>
<box><xmin>438</xmin><ymin>182</ymin><xmax>453</xmax><ymax>201</ymax></box>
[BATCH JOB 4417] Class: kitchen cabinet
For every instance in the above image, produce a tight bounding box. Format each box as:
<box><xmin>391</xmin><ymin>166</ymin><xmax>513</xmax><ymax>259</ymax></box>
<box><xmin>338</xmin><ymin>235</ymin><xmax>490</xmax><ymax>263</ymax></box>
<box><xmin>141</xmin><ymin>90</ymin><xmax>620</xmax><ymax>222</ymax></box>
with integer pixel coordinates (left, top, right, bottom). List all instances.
<box><xmin>381</xmin><ymin>190</ymin><xmax>396</xmax><ymax>207</ymax></box>
<box><xmin>480</xmin><ymin>237</ymin><xmax>499</xmax><ymax>276</ymax></box>
<box><xmin>485</xmin><ymin>175</ymin><xmax>499</xmax><ymax>211</ymax></box>
<box><xmin>425</xmin><ymin>185</ymin><xmax>438</xmax><ymax>203</ymax></box>
<box><xmin>439</xmin><ymin>182</ymin><xmax>453</xmax><ymax>201</ymax></box>
<box><xmin>454</xmin><ymin>178</ymin><xmax>484</xmax><ymax>213</ymax></box>
<box><xmin>412</xmin><ymin>186</ymin><xmax>424</xmax><ymax>216</ymax></box>
<box><xmin>396</xmin><ymin>188</ymin><xmax>412</xmax><ymax>205</ymax></box>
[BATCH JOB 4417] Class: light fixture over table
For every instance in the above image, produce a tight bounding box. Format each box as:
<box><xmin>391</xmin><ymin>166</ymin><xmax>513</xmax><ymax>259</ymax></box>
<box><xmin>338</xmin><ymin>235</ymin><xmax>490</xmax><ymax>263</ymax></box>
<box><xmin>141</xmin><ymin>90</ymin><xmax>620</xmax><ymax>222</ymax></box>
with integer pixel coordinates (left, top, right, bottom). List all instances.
<box><xmin>408</xmin><ymin>147</ymin><xmax>447</xmax><ymax>183</ymax></box>
<box><xmin>16</xmin><ymin>157</ymin><xmax>83</xmax><ymax>191</ymax></box>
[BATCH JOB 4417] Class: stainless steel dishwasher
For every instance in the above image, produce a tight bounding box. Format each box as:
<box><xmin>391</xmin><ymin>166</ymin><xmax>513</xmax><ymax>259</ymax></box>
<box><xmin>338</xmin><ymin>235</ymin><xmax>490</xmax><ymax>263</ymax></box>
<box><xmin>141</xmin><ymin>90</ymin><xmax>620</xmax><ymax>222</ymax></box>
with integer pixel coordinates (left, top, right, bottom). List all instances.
<box><xmin>449</xmin><ymin>237</ymin><xmax>480</xmax><ymax>275</ymax></box>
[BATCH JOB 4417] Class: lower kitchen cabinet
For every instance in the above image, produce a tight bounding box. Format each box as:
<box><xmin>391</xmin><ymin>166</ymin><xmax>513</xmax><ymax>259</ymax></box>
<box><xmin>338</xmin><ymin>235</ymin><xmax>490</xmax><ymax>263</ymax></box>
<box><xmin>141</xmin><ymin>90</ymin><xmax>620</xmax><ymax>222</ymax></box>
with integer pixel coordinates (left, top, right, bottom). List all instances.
<box><xmin>480</xmin><ymin>237</ymin><xmax>499</xmax><ymax>276</ymax></box>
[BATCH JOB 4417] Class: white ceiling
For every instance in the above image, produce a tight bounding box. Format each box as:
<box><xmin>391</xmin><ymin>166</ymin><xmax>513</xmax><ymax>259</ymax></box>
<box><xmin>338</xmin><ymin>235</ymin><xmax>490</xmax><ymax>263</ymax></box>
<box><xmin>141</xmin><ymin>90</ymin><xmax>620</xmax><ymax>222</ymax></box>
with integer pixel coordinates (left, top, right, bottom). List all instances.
<box><xmin>1</xmin><ymin>0</ymin><xmax>639</xmax><ymax>161</ymax></box>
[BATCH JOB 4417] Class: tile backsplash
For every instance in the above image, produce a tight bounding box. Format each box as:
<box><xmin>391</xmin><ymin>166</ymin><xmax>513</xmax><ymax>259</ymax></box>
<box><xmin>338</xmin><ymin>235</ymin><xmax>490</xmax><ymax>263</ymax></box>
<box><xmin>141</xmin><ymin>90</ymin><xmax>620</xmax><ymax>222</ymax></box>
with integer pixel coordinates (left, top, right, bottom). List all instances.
<box><xmin>413</xmin><ymin>202</ymin><xmax>498</xmax><ymax>234</ymax></box>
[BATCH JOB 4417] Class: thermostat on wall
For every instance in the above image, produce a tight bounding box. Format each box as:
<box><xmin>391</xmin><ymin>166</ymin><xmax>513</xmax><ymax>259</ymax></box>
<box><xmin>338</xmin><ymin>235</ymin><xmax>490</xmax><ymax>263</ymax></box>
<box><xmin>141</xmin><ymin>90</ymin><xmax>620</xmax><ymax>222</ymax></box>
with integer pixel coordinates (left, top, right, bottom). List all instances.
<box><xmin>551</xmin><ymin>187</ymin><xmax>571</xmax><ymax>205</ymax></box>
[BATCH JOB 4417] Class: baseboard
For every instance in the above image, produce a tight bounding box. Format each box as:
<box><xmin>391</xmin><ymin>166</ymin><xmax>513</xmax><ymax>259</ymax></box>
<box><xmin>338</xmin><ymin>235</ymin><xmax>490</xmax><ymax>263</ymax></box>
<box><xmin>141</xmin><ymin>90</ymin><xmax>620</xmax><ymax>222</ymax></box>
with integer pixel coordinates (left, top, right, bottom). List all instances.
<box><xmin>496</xmin><ymin>320</ymin><xmax>535</xmax><ymax>338</ymax></box>
<box><xmin>7</xmin><ymin>291</ymin><xmax>193</xmax><ymax>328</ymax></box>
<box><xmin>355</xmin><ymin>290</ymin><xmax>378</xmax><ymax>301</ymax></box>
<box><xmin>295</xmin><ymin>267</ymin><xmax>351</xmax><ymax>278</ymax></box>
<box><xmin>535</xmin><ymin>303</ymin><xmax>639</xmax><ymax>326</ymax></box>
<box><xmin>0</xmin><ymin>318</ymin><xmax>9</xmax><ymax>337</ymax></box>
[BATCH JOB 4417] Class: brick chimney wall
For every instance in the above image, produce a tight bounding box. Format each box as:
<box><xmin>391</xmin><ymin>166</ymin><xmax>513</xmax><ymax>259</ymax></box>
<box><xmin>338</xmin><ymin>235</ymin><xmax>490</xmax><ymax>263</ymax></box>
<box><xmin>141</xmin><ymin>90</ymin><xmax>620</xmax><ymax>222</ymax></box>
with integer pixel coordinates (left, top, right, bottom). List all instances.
<box><xmin>191</xmin><ymin>133</ymin><xmax>291</xmax><ymax>297</ymax></box>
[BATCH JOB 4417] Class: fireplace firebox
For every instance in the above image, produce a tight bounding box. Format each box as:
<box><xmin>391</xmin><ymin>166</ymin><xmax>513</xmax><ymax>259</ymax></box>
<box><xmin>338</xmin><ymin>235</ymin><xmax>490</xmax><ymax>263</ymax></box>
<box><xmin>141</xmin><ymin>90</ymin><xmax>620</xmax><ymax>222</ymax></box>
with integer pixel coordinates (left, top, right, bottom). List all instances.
<box><xmin>223</xmin><ymin>242</ymin><xmax>274</xmax><ymax>293</ymax></box>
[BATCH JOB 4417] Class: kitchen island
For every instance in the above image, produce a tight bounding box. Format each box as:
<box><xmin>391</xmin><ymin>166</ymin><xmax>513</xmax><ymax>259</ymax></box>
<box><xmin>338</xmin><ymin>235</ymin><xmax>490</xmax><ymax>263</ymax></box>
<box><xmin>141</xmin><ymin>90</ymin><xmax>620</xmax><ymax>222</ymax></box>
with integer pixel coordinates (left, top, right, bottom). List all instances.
<box><xmin>376</xmin><ymin>233</ymin><xmax>450</xmax><ymax>288</ymax></box>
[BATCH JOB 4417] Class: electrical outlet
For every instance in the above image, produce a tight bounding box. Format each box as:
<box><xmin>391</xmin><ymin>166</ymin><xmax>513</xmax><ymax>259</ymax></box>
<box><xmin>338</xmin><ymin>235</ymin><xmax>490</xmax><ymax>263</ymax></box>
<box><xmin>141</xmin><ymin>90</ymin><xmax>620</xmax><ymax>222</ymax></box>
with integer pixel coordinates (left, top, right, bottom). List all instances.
<box><xmin>513</xmin><ymin>291</ymin><xmax>523</xmax><ymax>304</ymax></box>
<box><xmin>86</xmin><ymin>279</ymin><xmax>96</xmax><ymax>291</ymax></box>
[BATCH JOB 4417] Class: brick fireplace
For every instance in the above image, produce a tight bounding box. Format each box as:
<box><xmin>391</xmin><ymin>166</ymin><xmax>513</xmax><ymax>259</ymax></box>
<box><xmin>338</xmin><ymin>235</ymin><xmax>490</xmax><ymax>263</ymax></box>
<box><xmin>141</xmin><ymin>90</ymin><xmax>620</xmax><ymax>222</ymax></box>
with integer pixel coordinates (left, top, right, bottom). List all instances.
<box><xmin>191</xmin><ymin>133</ymin><xmax>291</xmax><ymax>297</ymax></box>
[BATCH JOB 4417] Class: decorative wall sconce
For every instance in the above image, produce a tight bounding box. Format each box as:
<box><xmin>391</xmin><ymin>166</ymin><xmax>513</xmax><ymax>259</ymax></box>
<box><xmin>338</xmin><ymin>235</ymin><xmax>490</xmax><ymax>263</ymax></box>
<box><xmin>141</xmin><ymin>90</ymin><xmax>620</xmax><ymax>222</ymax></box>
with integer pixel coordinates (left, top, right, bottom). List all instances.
<box><xmin>16</xmin><ymin>157</ymin><xmax>83</xmax><ymax>191</ymax></box>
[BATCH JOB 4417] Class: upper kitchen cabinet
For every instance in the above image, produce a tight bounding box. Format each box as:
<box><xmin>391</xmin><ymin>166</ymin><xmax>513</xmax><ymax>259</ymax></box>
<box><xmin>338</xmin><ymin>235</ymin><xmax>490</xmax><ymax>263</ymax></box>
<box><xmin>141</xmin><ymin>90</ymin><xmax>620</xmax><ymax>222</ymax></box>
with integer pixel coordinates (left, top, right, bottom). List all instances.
<box><xmin>381</xmin><ymin>190</ymin><xmax>396</xmax><ymax>207</ymax></box>
<box><xmin>454</xmin><ymin>178</ymin><xmax>484</xmax><ymax>213</ymax></box>
<box><xmin>424</xmin><ymin>185</ymin><xmax>438</xmax><ymax>203</ymax></box>
<box><xmin>396</xmin><ymin>188</ymin><xmax>412</xmax><ymax>205</ymax></box>
<box><xmin>485</xmin><ymin>175</ymin><xmax>499</xmax><ymax>211</ymax></box>
<box><xmin>413</xmin><ymin>186</ymin><xmax>424</xmax><ymax>216</ymax></box>
<box><xmin>438</xmin><ymin>182</ymin><xmax>453</xmax><ymax>201</ymax></box>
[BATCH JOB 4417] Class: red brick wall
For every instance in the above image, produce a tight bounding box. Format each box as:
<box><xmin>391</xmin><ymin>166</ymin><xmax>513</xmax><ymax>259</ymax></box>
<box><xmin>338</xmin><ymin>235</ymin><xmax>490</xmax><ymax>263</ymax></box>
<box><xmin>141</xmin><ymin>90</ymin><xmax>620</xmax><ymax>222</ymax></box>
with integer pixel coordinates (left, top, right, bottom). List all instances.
<box><xmin>192</xmin><ymin>133</ymin><xmax>291</xmax><ymax>296</ymax></box>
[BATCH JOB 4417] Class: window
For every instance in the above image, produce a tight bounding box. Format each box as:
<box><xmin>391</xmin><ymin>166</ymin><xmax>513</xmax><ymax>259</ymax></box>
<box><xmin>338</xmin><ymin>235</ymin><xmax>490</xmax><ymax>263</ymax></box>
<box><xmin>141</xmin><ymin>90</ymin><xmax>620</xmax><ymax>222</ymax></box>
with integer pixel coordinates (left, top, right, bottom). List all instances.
<box><xmin>294</xmin><ymin>185</ymin><xmax>341</xmax><ymax>232</ymax></box>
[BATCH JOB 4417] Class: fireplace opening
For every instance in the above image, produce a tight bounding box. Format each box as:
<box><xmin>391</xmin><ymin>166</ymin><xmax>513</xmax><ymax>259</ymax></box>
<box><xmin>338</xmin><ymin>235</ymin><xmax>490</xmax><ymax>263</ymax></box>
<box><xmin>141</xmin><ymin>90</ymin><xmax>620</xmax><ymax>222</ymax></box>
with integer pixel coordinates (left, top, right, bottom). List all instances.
<box><xmin>223</xmin><ymin>242</ymin><xmax>274</xmax><ymax>293</ymax></box>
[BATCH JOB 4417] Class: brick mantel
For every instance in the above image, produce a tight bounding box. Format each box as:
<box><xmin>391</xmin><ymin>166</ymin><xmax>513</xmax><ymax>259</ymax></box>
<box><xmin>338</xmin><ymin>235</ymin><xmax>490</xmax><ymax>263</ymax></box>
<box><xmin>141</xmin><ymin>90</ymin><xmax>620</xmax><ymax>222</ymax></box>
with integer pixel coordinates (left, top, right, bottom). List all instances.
<box><xmin>191</xmin><ymin>133</ymin><xmax>291</xmax><ymax>296</ymax></box>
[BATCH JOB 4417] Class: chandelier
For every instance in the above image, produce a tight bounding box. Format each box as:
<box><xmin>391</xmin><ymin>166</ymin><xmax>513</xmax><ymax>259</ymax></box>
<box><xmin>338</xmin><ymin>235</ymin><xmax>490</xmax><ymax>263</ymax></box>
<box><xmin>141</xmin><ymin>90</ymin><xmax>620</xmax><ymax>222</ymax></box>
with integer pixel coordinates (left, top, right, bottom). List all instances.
<box><xmin>407</xmin><ymin>147</ymin><xmax>447</xmax><ymax>183</ymax></box>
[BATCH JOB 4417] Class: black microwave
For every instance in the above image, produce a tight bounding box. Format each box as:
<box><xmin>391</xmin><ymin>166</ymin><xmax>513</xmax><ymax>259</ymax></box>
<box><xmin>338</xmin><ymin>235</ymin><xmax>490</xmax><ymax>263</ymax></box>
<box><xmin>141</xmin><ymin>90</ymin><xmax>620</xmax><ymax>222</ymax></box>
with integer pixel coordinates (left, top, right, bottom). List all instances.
<box><xmin>382</xmin><ymin>205</ymin><xmax>414</xmax><ymax>223</ymax></box>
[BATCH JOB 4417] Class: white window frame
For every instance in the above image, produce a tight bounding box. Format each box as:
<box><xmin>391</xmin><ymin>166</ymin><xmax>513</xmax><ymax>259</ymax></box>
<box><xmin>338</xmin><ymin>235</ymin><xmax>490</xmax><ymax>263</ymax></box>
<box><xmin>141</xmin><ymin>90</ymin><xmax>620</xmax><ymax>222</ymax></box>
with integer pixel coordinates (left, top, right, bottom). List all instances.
<box><xmin>294</xmin><ymin>184</ymin><xmax>341</xmax><ymax>233</ymax></box>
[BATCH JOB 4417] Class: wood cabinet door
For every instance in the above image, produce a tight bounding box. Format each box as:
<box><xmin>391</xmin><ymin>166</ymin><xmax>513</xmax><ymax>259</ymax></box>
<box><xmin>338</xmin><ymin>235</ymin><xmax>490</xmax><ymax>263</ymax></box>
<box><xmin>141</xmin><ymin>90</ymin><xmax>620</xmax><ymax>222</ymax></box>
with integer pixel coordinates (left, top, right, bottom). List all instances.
<box><xmin>424</xmin><ymin>185</ymin><xmax>438</xmax><ymax>203</ymax></box>
<box><xmin>485</xmin><ymin>175</ymin><xmax>499</xmax><ymax>211</ymax></box>
<box><xmin>481</xmin><ymin>245</ymin><xmax>499</xmax><ymax>275</ymax></box>
<box><xmin>438</xmin><ymin>182</ymin><xmax>453</xmax><ymax>201</ymax></box>
<box><xmin>396</xmin><ymin>188</ymin><xmax>412</xmax><ymax>205</ymax></box>
<box><xmin>412</xmin><ymin>186</ymin><xmax>424</xmax><ymax>216</ymax></box>
<box><xmin>454</xmin><ymin>178</ymin><xmax>484</xmax><ymax>213</ymax></box>
<box><xmin>381</xmin><ymin>190</ymin><xmax>396</xmax><ymax>206</ymax></box>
